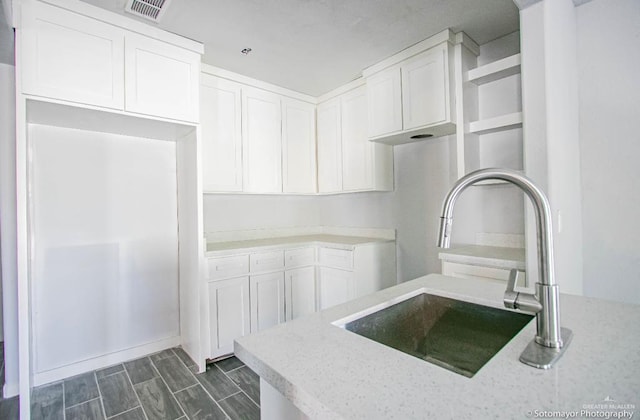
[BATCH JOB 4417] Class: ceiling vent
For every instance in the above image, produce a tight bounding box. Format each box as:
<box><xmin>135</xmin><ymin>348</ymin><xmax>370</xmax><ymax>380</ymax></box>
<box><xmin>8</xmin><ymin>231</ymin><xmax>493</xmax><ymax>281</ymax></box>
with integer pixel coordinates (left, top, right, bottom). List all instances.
<box><xmin>125</xmin><ymin>0</ymin><xmax>173</xmax><ymax>23</ymax></box>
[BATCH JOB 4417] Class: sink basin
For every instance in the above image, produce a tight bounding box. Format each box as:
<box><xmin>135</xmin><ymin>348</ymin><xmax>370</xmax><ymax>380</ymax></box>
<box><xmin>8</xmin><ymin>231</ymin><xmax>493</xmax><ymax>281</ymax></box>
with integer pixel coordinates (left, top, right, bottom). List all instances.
<box><xmin>335</xmin><ymin>293</ymin><xmax>533</xmax><ymax>377</ymax></box>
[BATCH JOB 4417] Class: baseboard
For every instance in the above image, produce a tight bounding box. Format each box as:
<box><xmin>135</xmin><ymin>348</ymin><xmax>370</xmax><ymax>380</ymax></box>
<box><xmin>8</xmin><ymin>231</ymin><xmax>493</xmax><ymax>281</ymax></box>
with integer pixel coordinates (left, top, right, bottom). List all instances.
<box><xmin>3</xmin><ymin>380</ymin><xmax>19</xmax><ymax>398</ymax></box>
<box><xmin>33</xmin><ymin>335</ymin><xmax>181</xmax><ymax>387</ymax></box>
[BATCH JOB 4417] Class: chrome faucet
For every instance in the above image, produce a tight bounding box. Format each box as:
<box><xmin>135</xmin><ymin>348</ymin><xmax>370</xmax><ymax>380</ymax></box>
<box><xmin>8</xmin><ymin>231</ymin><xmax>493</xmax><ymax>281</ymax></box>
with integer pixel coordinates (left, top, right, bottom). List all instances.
<box><xmin>437</xmin><ymin>168</ymin><xmax>572</xmax><ymax>369</ymax></box>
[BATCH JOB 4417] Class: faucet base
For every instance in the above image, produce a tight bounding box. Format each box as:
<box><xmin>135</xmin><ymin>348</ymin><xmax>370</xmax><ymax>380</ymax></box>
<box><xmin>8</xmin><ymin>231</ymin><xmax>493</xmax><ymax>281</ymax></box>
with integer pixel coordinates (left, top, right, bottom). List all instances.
<box><xmin>519</xmin><ymin>327</ymin><xmax>573</xmax><ymax>369</ymax></box>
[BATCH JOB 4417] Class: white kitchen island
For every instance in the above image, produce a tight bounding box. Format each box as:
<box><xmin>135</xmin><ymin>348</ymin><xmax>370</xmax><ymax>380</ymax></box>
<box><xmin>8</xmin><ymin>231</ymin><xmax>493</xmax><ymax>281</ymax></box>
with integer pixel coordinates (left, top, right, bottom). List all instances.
<box><xmin>235</xmin><ymin>274</ymin><xmax>640</xmax><ymax>419</ymax></box>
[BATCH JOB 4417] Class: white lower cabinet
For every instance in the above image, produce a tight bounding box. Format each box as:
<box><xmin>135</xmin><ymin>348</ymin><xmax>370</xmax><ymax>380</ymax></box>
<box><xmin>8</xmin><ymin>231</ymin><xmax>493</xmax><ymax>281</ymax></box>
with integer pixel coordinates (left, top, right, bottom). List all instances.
<box><xmin>250</xmin><ymin>272</ymin><xmax>286</xmax><ymax>333</ymax></box>
<box><xmin>208</xmin><ymin>277</ymin><xmax>250</xmax><ymax>359</ymax></box>
<box><xmin>285</xmin><ymin>266</ymin><xmax>317</xmax><ymax>321</ymax></box>
<box><xmin>205</xmin><ymin>240</ymin><xmax>396</xmax><ymax>361</ymax></box>
<box><xmin>318</xmin><ymin>267</ymin><xmax>354</xmax><ymax>310</ymax></box>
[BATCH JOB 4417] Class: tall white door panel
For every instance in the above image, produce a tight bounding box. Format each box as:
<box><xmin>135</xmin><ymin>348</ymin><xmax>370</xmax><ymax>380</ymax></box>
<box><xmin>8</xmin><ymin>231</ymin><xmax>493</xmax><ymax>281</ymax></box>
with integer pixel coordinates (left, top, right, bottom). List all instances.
<box><xmin>341</xmin><ymin>86</ymin><xmax>372</xmax><ymax>191</ymax></box>
<box><xmin>282</xmin><ymin>98</ymin><xmax>316</xmax><ymax>194</ymax></box>
<box><xmin>242</xmin><ymin>87</ymin><xmax>282</xmax><ymax>193</ymax></box>
<box><xmin>201</xmin><ymin>75</ymin><xmax>243</xmax><ymax>192</ymax></box>
<box><xmin>317</xmin><ymin>98</ymin><xmax>342</xmax><ymax>193</ymax></box>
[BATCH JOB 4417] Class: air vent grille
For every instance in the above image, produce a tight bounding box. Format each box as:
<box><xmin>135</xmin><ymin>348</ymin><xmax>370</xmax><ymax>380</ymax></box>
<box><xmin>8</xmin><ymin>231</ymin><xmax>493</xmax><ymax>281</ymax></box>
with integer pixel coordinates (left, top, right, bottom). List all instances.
<box><xmin>125</xmin><ymin>0</ymin><xmax>173</xmax><ymax>22</ymax></box>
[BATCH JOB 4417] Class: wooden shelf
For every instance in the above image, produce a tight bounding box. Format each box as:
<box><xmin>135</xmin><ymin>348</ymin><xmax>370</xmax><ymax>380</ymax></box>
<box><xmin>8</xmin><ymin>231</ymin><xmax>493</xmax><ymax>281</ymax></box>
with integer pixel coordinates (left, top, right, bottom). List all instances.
<box><xmin>466</xmin><ymin>53</ymin><xmax>521</xmax><ymax>85</ymax></box>
<box><xmin>468</xmin><ymin>112</ymin><xmax>522</xmax><ymax>135</ymax></box>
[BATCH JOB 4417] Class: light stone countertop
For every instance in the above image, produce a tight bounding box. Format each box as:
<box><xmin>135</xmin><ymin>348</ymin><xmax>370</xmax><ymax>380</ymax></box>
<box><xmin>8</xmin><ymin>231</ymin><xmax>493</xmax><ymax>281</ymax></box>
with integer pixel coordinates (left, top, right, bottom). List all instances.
<box><xmin>234</xmin><ymin>274</ymin><xmax>640</xmax><ymax>419</ymax></box>
<box><xmin>206</xmin><ymin>234</ymin><xmax>393</xmax><ymax>256</ymax></box>
<box><xmin>438</xmin><ymin>244</ymin><xmax>526</xmax><ymax>270</ymax></box>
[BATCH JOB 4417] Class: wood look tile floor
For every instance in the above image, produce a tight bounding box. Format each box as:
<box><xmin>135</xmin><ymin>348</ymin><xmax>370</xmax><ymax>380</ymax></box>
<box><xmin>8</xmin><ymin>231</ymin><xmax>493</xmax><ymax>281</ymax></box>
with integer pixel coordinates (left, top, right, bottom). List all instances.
<box><xmin>0</xmin><ymin>346</ymin><xmax>261</xmax><ymax>420</ymax></box>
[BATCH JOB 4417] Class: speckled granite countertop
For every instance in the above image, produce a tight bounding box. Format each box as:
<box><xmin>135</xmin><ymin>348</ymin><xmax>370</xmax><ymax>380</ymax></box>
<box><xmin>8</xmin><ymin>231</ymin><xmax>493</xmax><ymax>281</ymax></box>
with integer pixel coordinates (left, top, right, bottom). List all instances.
<box><xmin>438</xmin><ymin>245</ymin><xmax>526</xmax><ymax>270</ymax></box>
<box><xmin>235</xmin><ymin>274</ymin><xmax>640</xmax><ymax>419</ymax></box>
<box><xmin>206</xmin><ymin>234</ymin><xmax>393</xmax><ymax>256</ymax></box>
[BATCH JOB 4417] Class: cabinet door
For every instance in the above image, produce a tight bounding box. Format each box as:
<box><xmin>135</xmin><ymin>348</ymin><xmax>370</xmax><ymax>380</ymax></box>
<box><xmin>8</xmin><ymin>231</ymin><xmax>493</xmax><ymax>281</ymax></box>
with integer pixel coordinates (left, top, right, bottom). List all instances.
<box><xmin>401</xmin><ymin>44</ymin><xmax>448</xmax><ymax>130</ymax></box>
<box><xmin>208</xmin><ymin>277</ymin><xmax>250</xmax><ymax>358</ymax></box>
<box><xmin>285</xmin><ymin>266</ymin><xmax>316</xmax><ymax>321</ymax></box>
<box><xmin>201</xmin><ymin>75</ymin><xmax>243</xmax><ymax>192</ymax></box>
<box><xmin>125</xmin><ymin>33</ymin><xmax>200</xmax><ymax>122</ymax></box>
<box><xmin>250</xmin><ymin>272</ymin><xmax>286</xmax><ymax>332</ymax></box>
<box><xmin>317</xmin><ymin>97</ymin><xmax>342</xmax><ymax>193</ymax></box>
<box><xmin>282</xmin><ymin>98</ymin><xmax>317</xmax><ymax>194</ymax></box>
<box><xmin>21</xmin><ymin>1</ymin><xmax>124</xmax><ymax>109</ymax></box>
<box><xmin>318</xmin><ymin>267</ymin><xmax>354</xmax><ymax>310</ymax></box>
<box><xmin>341</xmin><ymin>85</ymin><xmax>372</xmax><ymax>191</ymax></box>
<box><xmin>242</xmin><ymin>87</ymin><xmax>282</xmax><ymax>193</ymax></box>
<box><xmin>366</xmin><ymin>66</ymin><xmax>403</xmax><ymax>137</ymax></box>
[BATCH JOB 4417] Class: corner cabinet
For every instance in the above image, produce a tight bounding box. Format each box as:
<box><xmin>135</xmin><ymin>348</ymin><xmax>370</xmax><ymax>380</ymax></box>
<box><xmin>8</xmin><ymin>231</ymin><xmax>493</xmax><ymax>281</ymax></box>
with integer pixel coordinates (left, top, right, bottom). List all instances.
<box><xmin>282</xmin><ymin>98</ymin><xmax>317</xmax><ymax>194</ymax></box>
<box><xmin>317</xmin><ymin>83</ymin><xmax>394</xmax><ymax>194</ymax></box>
<box><xmin>20</xmin><ymin>0</ymin><xmax>200</xmax><ymax>123</ymax></box>
<box><xmin>365</xmin><ymin>32</ymin><xmax>457</xmax><ymax>145</ymax></box>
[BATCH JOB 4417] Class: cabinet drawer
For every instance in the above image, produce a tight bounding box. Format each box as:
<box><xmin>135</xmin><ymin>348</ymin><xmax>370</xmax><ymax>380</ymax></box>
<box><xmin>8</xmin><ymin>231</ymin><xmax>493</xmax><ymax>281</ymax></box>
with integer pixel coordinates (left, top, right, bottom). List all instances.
<box><xmin>318</xmin><ymin>247</ymin><xmax>354</xmax><ymax>270</ymax></box>
<box><xmin>285</xmin><ymin>247</ymin><xmax>315</xmax><ymax>269</ymax></box>
<box><xmin>250</xmin><ymin>250</ymin><xmax>284</xmax><ymax>273</ymax></box>
<box><xmin>208</xmin><ymin>255</ymin><xmax>249</xmax><ymax>280</ymax></box>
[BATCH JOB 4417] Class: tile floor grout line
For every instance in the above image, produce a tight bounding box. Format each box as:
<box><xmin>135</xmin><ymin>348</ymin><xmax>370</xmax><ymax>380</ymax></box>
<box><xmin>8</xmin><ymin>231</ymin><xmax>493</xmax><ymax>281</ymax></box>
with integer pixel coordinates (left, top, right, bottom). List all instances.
<box><xmin>172</xmin><ymin>382</ymin><xmax>200</xmax><ymax>395</ymax></box>
<box><xmin>215</xmin><ymin>390</ymin><xmax>242</xmax><ymax>403</ymax></box>
<box><xmin>149</xmin><ymin>353</ymin><xmax>187</xmax><ymax>419</ymax></box>
<box><xmin>177</xmin><ymin>352</ymin><xmax>237</xmax><ymax>419</ymax></box>
<box><xmin>94</xmin><ymin>371</ymin><xmax>109</xmax><ymax>420</ymax></box>
<box><xmin>64</xmin><ymin>395</ymin><xmax>103</xmax><ymax>410</ymax></box>
<box><xmin>216</xmin><ymin>362</ymin><xmax>261</xmax><ymax>408</ymax></box>
<box><xmin>106</xmin><ymin>405</ymin><xmax>141</xmax><ymax>420</ymax></box>
<box><xmin>61</xmin><ymin>380</ymin><xmax>66</xmax><ymax>420</ymax></box>
<box><xmin>123</xmin><ymin>361</ymin><xmax>151</xmax><ymax>420</ymax></box>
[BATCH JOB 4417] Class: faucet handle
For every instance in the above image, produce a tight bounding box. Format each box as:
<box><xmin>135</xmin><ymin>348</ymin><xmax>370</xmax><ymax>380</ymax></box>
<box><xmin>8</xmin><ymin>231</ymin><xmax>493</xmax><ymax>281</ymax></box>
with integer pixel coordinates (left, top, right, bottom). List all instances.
<box><xmin>504</xmin><ymin>269</ymin><xmax>522</xmax><ymax>309</ymax></box>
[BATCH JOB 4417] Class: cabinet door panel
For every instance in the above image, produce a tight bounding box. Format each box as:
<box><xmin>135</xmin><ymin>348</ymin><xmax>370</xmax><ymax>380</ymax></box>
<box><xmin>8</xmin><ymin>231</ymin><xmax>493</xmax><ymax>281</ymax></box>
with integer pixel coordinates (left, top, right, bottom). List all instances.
<box><xmin>21</xmin><ymin>1</ymin><xmax>124</xmax><ymax>109</ymax></box>
<box><xmin>282</xmin><ymin>98</ymin><xmax>317</xmax><ymax>193</ymax></box>
<box><xmin>250</xmin><ymin>272</ymin><xmax>285</xmax><ymax>332</ymax></box>
<box><xmin>341</xmin><ymin>86</ymin><xmax>372</xmax><ymax>191</ymax></box>
<box><xmin>201</xmin><ymin>75</ymin><xmax>243</xmax><ymax>192</ymax></box>
<box><xmin>317</xmin><ymin>98</ymin><xmax>342</xmax><ymax>193</ymax></box>
<box><xmin>208</xmin><ymin>277</ymin><xmax>250</xmax><ymax>358</ymax></box>
<box><xmin>242</xmin><ymin>87</ymin><xmax>282</xmax><ymax>193</ymax></box>
<box><xmin>285</xmin><ymin>266</ymin><xmax>316</xmax><ymax>321</ymax></box>
<box><xmin>367</xmin><ymin>66</ymin><xmax>402</xmax><ymax>137</ymax></box>
<box><xmin>318</xmin><ymin>267</ymin><xmax>354</xmax><ymax>310</ymax></box>
<box><xmin>125</xmin><ymin>33</ymin><xmax>199</xmax><ymax>122</ymax></box>
<box><xmin>402</xmin><ymin>45</ymin><xmax>448</xmax><ymax>130</ymax></box>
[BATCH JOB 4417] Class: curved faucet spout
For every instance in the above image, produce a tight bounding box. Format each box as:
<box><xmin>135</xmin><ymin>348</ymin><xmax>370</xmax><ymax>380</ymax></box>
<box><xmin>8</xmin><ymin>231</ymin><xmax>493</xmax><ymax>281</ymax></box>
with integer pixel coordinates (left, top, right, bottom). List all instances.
<box><xmin>437</xmin><ymin>168</ymin><xmax>572</xmax><ymax>368</ymax></box>
<box><xmin>438</xmin><ymin>169</ymin><xmax>554</xmax><ymax>287</ymax></box>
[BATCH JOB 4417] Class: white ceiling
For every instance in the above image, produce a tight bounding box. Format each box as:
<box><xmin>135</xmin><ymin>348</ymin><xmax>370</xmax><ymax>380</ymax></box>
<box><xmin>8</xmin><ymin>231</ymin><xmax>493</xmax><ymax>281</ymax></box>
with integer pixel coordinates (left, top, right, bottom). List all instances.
<box><xmin>80</xmin><ymin>0</ymin><xmax>520</xmax><ymax>97</ymax></box>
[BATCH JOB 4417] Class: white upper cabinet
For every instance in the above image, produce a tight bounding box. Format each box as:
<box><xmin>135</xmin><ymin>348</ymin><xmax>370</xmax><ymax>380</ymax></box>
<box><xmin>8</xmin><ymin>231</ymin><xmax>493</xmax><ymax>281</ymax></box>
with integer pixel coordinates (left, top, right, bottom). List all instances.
<box><xmin>318</xmin><ymin>84</ymin><xmax>393</xmax><ymax>194</ymax></box>
<box><xmin>125</xmin><ymin>33</ymin><xmax>200</xmax><ymax>122</ymax></box>
<box><xmin>317</xmin><ymin>97</ymin><xmax>343</xmax><ymax>193</ymax></box>
<box><xmin>366</xmin><ymin>66</ymin><xmax>402</xmax><ymax>138</ymax></box>
<box><xmin>201</xmin><ymin>75</ymin><xmax>243</xmax><ymax>192</ymax></box>
<box><xmin>401</xmin><ymin>44</ymin><xmax>448</xmax><ymax>130</ymax></box>
<box><xmin>282</xmin><ymin>98</ymin><xmax>317</xmax><ymax>194</ymax></box>
<box><xmin>20</xmin><ymin>0</ymin><xmax>202</xmax><ymax>123</ymax></box>
<box><xmin>365</xmin><ymin>32</ymin><xmax>456</xmax><ymax>145</ymax></box>
<box><xmin>341</xmin><ymin>86</ymin><xmax>372</xmax><ymax>191</ymax></box>
<box><xmin>242</xmin><ymin>87</ymin><xmax>283</xmax><ymax>193</ymax></box>
<box><xmin>21</xmin><ymin>1</ymin><xmax>125</xmax><ymax>110</ymax></box>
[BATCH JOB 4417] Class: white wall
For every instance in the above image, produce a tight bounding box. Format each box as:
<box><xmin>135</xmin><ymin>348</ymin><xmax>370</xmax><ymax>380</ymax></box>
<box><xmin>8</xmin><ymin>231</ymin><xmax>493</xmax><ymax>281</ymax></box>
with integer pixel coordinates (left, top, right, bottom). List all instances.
<box><xmin>577</xmin><ymin>0</ymin><xmax>640</xmax><ymax>304</ymax></box>
<box><xmin>30</xmin><ymin>124</ymin><xmax>181</xmax><ymax>373</ymax></box>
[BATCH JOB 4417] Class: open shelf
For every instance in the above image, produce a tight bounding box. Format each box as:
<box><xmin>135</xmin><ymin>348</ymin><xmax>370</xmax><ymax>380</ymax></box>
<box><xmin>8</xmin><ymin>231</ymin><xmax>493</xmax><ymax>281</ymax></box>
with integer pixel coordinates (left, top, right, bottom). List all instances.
<box><xmin>469</xmin><ymin>112</ymin><xmax>522</xmax><ymax>135</ymax></box>
<box><xmin>466</xmin><ymin>53</ymin><xmax>521</xmax><ymax>85</ymax></box>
